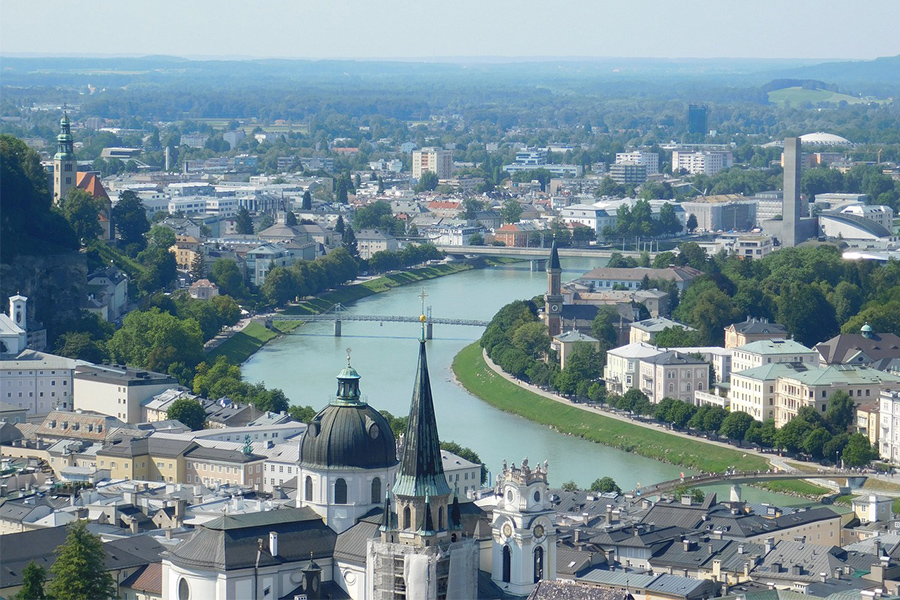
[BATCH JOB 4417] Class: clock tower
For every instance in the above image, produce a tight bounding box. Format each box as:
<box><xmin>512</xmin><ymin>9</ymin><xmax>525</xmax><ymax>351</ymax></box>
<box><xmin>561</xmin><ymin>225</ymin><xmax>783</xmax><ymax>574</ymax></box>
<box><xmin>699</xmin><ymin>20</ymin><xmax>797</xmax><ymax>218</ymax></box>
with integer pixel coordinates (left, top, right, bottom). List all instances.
<box><xmin>53</xmin><ymin>113</ymin><xmax>77</xmax><ymax>204</ymax></box>
<box><xmin>544</xmin><ymin>242</ymin><xmax>563</xmax><ymax>337</ymax></box>
<box><xmin>491</xmin><ymin>458</ymin><xmax>557</xmax><ymax>596</ymax></box>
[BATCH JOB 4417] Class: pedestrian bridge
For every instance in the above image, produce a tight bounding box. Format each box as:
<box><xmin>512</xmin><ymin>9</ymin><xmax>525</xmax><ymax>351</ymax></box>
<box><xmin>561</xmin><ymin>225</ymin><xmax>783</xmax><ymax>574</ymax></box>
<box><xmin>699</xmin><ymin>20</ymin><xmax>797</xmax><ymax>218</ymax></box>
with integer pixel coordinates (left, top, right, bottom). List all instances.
<box><xmin>268</xmin><ymin>303</ymin><xmax>489</xmax><ymax>339</ymax></box>
<box><xmin>629</xmin><ymin>468</ymin><xmax>859</xmax><ymax>502</ymax></box>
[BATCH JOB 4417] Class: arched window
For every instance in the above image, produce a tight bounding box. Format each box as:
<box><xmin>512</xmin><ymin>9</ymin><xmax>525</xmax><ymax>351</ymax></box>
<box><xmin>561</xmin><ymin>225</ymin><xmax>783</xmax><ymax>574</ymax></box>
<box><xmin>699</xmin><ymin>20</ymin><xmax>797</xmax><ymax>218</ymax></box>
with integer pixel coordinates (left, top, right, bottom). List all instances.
<box><xmin>438</xmin><ymin>506</ymin><xmax>444</xmax><ymax>530</ymax></box>
<box><xmin>305</xmin><ymin>476</ymin><xmax>313</xmax><ymax>501</ymax></box>
<box><xmin>502</xmin><ymin>545</ymin><xmax>511</xmax><ymax>583</ymax></box>
<box><xmin>334</xmin><ymin>478</ymin><xmax>347</xmax><ymax>504</ymax></box>
<box><xmin>371</xmin><ymin>477</ymin><xmax>381</xmax><ymax>505</ymax></box>
<box><xmin>534</xmin><ymin>546</ymin><xmax>544</xmax><ymax>583</ymax></box>
<box><xmin>403</xmin><ymin>506</ymin><xmax>411</xmax><ymax>530</ymax></box>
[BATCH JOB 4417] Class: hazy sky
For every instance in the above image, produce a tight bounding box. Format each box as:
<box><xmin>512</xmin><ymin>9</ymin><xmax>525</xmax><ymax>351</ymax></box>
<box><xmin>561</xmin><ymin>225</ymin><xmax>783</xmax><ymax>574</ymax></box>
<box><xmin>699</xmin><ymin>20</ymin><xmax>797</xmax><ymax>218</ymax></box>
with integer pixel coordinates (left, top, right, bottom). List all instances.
<box><xmin>2</xmin><ymin>0</ymin><xmax>899</xmax><ymax>61</ymax></box>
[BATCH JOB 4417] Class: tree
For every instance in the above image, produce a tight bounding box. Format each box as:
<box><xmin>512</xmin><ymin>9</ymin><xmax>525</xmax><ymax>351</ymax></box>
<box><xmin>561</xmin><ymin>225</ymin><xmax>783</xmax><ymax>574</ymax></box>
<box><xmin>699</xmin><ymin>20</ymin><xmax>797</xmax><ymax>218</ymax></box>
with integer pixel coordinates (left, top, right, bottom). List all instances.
<box><xmin>16</xmin><ymin>561</ymin><xmax>47</xmax><ymax>600</ymax></box>
<box><xmin>468</xmin><ymin>232</ymin><xmax>485</xmax><ymax>246</ymax></box>
<box><xmin>47</xmin><ymin>520</ymin><xmax>116</xmax><ymax>600</ymax></box>
<box><xmin>288</xmin><ymin>404</ymin><xmax>317</xmax><ymax>423</ymax></box>
<box><xmin>234</xmin><ymin>206</ymin><xmax>254</xmax><ymax>234</ymax></box>
<box><xmin>261</xmin><ymin>266</ymin><xmax>298</xmax><ymax>307</ymax></box>
<box><xmin>190</xmin><ymin>252</ymin><xmax>206</xmax><ymax>281</ymax></box>
<box><xmin>415</xmin><ymin>171</ymin><xmax>439</xmax><ymax>192</ymax></box>
<box><xmin>590</xmin><ymin>306</ymin><xmax>619</xmax><ymax>348</ymax></box>
<box><xmin>511</xmin><ymin>321</ymin><xmax>551</xmax><ymax>358</ymax></box>
<box><xmin>500</xmin><ymin>199</ymin><xmax>523</xmax><ymax>224</ymax></box>
<box><xmin>343</xmin><ymin>226</ymin><xmax>359</xmax><ymax>258</ymax></box>
<box><xmin>590</xmin><ymin>476</ymin><xmax>621</xmax><ymax>494</ymax></box>
<box><xmin>59</xmin><ymin>188</ymin><xmax>103</xmax><ymax>244</ymax></box>
<box><xmin>825</xmin><ymin>390</ymin><xmax>855</xmax><ymax>433</ymax></box>
<box><xmin>285</xmin><ymin>210</ymin><xmax>298</xmax><ymax>226</ymax></box>
<box><xmin>111</xmin><ymin>190</ymin><xmax>150</xmax><ymax>248</ymax></box>
<box><xmin>462</xmin><ymin>198</ymin><xmax>484</xmax><ymax>220</ymax></box>
<box><xmin>334</xmin><ymin>215</ymin><xmax>345</xmax><ymax>235</ymax></box>
<box><xmin>560</xmin><ymin>481</ymin><xmax>579</xmax><ymax>492</ymax></box>
<box><xmin>778</xmin><ymin>283</ymin><xmax>839</xmax><ymax>347</ymax></box>
<box><xmin>719</xmin><ymin>411</ymin><xmax>755</xmax><ymax>442</ymax></box>
<box><xmin>167</xmin><ymin>397</ymin><xmax>207</xmax><ymax>430</ymax></box>
<box><xmin>54</xmin><ymin>331</ymin><xmax>107</xmax><ymax>363</ymax></box>
<box><xmin>842</xmin><ymin>433</ymin><xmax>878</xmax><ymax>467</ymax></box>
<box><xmin>301</xmin><ymin>190</ymin><xmax>312</xmax><ymax>210</ymax></box>
<box><xmin>107</xmin><ymin>308</ymin><xmax>204</xmax><ymax>376</ymax></box>
<box><xmin>210</xmin><ymin>259</ymin><xmax>247</xmax><ymax>298</ymax></box>
<box><xmin>146</xmin><ymin>224</ymin><xmax>176</xmax><ymax>249</ymax></box>
<box><xmin>441</xmin><ymin>441</ymin><xmax>487</xmax><ymax>484</ymax></box>
<box><xmin>686</xmin><ymin>213</ymin><xmax>698</xmax><ymax>233</ymax></box>
<box><xmin>336</xmin><ymin>175</ymin><xmax>350</xmax><ymax>203</ymax></box>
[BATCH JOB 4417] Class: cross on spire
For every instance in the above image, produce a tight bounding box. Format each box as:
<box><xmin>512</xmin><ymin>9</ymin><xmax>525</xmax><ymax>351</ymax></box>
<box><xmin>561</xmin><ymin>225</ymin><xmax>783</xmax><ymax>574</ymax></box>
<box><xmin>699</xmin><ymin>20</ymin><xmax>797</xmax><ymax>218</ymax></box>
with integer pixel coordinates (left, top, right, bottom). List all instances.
<box><xmin>346</xmin><ymin>347</ymin><xmax>352</xmax><ymax>366</ymax></box>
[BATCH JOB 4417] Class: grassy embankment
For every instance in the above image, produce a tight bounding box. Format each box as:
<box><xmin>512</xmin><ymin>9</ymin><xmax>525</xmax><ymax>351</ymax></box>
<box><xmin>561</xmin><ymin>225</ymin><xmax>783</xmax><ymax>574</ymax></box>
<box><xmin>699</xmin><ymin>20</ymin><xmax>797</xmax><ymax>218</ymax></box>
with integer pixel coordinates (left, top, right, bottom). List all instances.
<box><xmin>453</xmin><ymin>342</ymin><xmax>768</xmax><ymax>474</ymax></box>
<box><xmin>453</xmin><ymin>342</ymin><xmax>831</xmax><ymax>496</ymax></box>
<box><xmin>211</xmin><ymin>259</ymin><xmax>509</xmax><ymax>364</ymax></box>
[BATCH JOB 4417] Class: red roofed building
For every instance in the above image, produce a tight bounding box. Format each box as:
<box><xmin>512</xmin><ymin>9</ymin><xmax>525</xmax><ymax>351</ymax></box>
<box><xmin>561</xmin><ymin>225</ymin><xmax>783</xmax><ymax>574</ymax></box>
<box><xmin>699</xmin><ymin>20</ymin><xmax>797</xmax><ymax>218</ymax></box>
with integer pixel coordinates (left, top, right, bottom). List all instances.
<box><xmin>75</xmin><ymin>172</ymin><xmax>113</xmax><ymax>240</ymax></box>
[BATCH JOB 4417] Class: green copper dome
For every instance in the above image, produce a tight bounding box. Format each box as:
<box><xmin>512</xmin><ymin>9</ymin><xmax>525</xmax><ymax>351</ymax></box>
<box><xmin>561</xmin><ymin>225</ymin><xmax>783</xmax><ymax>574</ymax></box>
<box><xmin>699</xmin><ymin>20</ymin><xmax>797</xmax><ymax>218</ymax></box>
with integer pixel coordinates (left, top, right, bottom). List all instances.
<box><xmin>54</xmin><ymin>113</ymin><xmax>76</xmax><ymax>161</ymax></box>
<box><xmin>299</xmin><ymin>361</ymin><xmax>398</xmax><ymax>470</ymax></box>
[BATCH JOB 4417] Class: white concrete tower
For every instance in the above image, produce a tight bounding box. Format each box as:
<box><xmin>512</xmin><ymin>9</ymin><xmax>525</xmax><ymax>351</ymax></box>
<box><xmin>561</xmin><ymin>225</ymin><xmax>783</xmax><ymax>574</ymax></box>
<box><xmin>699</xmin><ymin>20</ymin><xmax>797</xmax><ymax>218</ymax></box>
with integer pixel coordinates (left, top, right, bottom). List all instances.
<box><xmin>491</xmin><ymin>458</ymin><xmax>557</xmax><ymax>597</ymax></box>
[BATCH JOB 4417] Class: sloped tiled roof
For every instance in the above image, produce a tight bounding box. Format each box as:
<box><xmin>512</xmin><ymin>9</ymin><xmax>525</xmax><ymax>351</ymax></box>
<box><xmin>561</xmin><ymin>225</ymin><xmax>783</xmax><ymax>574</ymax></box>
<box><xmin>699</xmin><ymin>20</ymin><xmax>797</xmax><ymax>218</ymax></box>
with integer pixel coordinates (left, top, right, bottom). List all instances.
<box><xmin>120</xmin><ymin>562</ymin><xmax>162</xmax><ymax>595</ymax></box>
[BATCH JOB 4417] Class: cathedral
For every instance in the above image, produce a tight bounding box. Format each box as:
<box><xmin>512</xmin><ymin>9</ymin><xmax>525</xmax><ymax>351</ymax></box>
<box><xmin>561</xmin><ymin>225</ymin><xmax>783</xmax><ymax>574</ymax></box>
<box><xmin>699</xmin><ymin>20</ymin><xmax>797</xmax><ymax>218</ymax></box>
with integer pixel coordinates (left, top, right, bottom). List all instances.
<box><xmin>161</xmin><ymin>331</ymin><xmax>556</xmax><ymax>599</ymax></box>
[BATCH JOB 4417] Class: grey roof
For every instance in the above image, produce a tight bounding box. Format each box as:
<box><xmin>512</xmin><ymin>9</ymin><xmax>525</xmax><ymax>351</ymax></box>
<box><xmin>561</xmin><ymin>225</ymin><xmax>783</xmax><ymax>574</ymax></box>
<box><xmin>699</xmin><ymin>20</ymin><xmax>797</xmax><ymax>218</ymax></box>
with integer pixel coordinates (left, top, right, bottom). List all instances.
<box><xmin>393</xmin><ymin>341</ymin><xmax>452</xmax><ymax>499</ymax></box>
<box><xmin>643</xmin><ymin>351</ymin><xmax>707</xmax><ymax>366</ymax></box>
<box><xmin>333</xmin><ymin>511</ymin><xmax>382</xmax><ymax>563</ymax></box>
<box><xmin>632</xmin><ymin>317</ymin><xmax>694</xmax><ymax>333</ymax></box>
<box><xmin>528</xmin><ymin>579</ymin><xmax>623</xmax><ymax>600</ymax></box>
<box><xmin>579</xmin><ymin>569</ymin><xmax>715</xmax><ymax>598</ymax></box>
<box><xmin>98</xmin><ymin>436</ymin><xmax>197</xmax><ymax>459</ymax></box>
<box><xmin>728</xmin><ymin>318</ymin><xmax>787</xmax><ymax>336</ymax></box>
<box><xmin>74</xmin><ymin>364</ymin><xmax>178</xmax><ymax>386</ymax></box>
<box><xmin>816</xmin><ymin>332</ymin><xmax>900</xmax><ymax>365</ymax></box>
<box><xmin>754</xmin><ymin>541</ymin><xmax>877</xmax><ymax>583</ymax></box>
<box><xmin>164</xmin><ymin>507</ymin><xmax>336</xmax><ymax>571</ymax></box>
<box><xmin>649</xmin><ymin>537</ymin><xmax>766</xmax><ymax>573</ymax></box>
<box><xmin>185</xmin><ymin>446</ymin><xmax>265</xmax><ymax>463</ymax></box>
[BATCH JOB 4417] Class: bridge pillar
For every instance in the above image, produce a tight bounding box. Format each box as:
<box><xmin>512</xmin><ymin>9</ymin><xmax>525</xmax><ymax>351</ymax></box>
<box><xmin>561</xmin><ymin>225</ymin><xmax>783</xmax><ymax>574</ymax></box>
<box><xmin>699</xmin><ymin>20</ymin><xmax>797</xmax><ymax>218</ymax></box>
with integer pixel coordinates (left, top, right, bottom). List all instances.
<box><xmin>530</xmin><ymin>258</ymin><xmax>547</xmax><ymax>272</ymax></box>
<box><xmin>425</xmin><ymin>322</ymin><xmax>433</xmax><ymax>340</ymax></box>
<box><xmin>334</xmin><ymin>319</ymin><xmax>342</xmax><ymax>337</ymax></box>
<box><xmin>730</xmin><ymin>484</ymin><xmax>742</xmax><ymax>502</ymax></box>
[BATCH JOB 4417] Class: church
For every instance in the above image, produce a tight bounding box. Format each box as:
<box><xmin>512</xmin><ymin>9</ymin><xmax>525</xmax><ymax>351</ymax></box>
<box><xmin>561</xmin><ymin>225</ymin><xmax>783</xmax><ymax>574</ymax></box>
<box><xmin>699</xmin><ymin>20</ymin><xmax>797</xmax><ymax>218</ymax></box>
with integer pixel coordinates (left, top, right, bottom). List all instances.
<box><xmin>160</xmin><ymin>331</ymin><xmax>556</xmax><ymax>599</ymax></box>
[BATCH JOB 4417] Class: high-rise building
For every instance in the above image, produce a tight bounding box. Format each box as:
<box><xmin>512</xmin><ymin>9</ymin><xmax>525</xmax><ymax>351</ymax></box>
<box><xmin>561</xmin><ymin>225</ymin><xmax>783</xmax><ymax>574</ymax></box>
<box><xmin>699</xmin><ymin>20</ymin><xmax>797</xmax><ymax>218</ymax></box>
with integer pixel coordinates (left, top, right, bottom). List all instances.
<box><xmin>412</xmin><ymin>147</ymin><xmax>453</xmax><ymax>179</ymax></box>
<box><xmin>615</xmin><ymin>151</ymin><xmax>659</xmax><ymax>174</ymax></box>
<box><xmin>782</xmin><ymin>137</ymin><xmax>802</xmax><ymax>247</ymax></box>
<box><xmin>53</xmin><ymin>114</ymin><xmax>77</xmax><ymax>204</ymax></box>
<box><xmin>688</xmin><ymin>104</ymin><xmax>708</xmax><ymax>135</ymax></box>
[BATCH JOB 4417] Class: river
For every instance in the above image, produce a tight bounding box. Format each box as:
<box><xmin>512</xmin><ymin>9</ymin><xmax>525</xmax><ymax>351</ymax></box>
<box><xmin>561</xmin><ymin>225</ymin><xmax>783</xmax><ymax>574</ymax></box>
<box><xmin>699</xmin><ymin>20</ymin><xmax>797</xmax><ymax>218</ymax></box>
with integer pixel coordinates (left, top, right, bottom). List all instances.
<box><xmin>243</xmin><ymin>258</ymin><xmax>809</xmax><ymax>506</ymax></box>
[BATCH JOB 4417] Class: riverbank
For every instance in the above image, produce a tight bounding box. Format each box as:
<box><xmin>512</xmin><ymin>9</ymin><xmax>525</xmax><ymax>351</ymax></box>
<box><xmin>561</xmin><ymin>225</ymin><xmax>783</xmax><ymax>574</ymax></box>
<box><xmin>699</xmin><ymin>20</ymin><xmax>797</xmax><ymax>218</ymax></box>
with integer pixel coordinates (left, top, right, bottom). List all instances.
<box><xmin>211</xmin><ymin>258</ymin><xmax>513</xmax><ymax>365</ymax></box>
<box><xmin>452</xmin><ymin>342</ymin><xmax>771</xmax><ymax>474</ymax></box>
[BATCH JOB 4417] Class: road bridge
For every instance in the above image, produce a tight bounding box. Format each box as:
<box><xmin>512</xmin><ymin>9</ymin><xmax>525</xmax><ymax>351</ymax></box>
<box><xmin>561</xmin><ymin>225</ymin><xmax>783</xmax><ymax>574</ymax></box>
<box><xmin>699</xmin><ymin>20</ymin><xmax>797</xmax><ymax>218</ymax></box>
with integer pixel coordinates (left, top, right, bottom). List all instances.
<box><xmin>630</xmin><ymin>469</ymin><xmax>859</xmax><ymax>503</ymax></box>
<box><xmin>434</xmin><ymin>245</ymin><xmax>661</xmax><ymax>269</ymax></box>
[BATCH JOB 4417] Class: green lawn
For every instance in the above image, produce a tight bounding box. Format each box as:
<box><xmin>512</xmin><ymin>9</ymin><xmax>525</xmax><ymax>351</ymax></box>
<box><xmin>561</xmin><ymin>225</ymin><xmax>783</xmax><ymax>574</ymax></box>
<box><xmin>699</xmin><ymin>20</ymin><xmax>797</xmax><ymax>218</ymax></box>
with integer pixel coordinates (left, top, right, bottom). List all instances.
<box><xmin>452</xmin><ymin>343</ymin><xmax>771</xmax><ymax>474</ymax></box>
<box><xmin>755</xmin><ymin>479</ymin><xmax>830</xmax><ymax>496</ymax></box>
<box><xmin>206</xmin><ymin>322</ymin><xmax>277</xmax><ymax>364</ymax></box>
<box><xmin>768</xmin><ymin>87</ymin><xmax>867</xmax><ymax>107</ymax></box>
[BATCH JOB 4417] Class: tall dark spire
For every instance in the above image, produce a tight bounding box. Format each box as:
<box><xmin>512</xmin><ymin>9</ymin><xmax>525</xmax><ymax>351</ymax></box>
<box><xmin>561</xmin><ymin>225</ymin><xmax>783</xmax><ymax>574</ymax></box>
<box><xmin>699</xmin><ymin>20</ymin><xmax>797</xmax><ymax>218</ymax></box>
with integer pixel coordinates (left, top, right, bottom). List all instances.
<box><xmin>548</xmin><ymin>240</ymin><xmax>561</xmax><ymax>271</ymax></box>
<box><xmin>380</xmin><ymin>490</ymin><xmax>393</xmax><ymax>532</ymax></box>
<box><xmin>392</xmin><ymin>340</ymin><xmax>451</xmax><ymax>498</ymax></box>
<box><xmin>419</xmin><ymin>494</ymin><xmax>435</xmax><ymax>534</ymax></box>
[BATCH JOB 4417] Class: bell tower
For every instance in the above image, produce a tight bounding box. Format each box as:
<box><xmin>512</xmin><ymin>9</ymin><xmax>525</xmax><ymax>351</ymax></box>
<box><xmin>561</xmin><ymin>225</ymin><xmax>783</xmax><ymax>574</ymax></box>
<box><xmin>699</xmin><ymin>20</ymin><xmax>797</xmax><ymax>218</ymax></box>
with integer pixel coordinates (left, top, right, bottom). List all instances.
<box><xmin>544</xmin><ymin>241</ymin><xmax>563</xmax><ymax>337</ymax></box>
<box><xmin>53</xmin><ymin>113</ymin><xmax>77</xmax><ymax>204</ymax></box>
<box><xmin>491</xmin><ymin>458</ymin><xmax>557</xmax><ymax>597</ymax></box>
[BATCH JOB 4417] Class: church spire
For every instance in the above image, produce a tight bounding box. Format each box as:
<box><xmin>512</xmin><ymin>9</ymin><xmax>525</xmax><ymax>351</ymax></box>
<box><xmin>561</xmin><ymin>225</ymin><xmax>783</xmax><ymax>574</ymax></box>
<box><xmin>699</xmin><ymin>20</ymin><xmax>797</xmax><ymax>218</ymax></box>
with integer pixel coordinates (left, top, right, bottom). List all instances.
<box><xmin>548</xmin><ymin>240</ymin><xmax>561</xmax><ymax>271</ymax></box>
<box><xmin>392</xmin><ymin>340</ymin><xmax>451</xmax><ymax>499</ymax></box>
<box><xmin>55</xmin><ymin>112</ymin><xmax>75</xmax><ymax>161</ymax></box>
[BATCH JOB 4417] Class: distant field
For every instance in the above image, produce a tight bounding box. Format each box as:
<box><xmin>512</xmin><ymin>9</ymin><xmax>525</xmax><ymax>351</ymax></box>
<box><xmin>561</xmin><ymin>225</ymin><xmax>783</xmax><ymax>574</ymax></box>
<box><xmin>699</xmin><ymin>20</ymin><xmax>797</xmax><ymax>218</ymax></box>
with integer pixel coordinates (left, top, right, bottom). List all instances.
<box><xmin>768</xmin><ymin>86</ymin><xmax>867</xmax><ymax>107</ymax></box>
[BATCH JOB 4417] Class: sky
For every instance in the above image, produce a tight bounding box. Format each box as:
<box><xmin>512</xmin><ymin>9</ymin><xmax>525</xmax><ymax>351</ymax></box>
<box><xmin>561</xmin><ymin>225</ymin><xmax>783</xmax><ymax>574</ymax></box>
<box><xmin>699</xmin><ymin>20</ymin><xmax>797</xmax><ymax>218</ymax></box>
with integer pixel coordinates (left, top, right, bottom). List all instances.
<box><xmin>2</xmin><ymin>0</ymin><xmax>899</xmax><ymax>61</ymax></box>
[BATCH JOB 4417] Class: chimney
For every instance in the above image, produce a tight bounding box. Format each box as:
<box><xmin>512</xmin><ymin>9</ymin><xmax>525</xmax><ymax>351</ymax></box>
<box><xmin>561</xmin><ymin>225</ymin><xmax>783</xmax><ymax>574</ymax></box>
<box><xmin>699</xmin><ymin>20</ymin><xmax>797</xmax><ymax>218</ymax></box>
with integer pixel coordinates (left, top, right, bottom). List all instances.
<box><xmin>606</xmin><ymin>505</ymin><xmax>614</xmax><ymax>524</ymax></box>
<box><xmin>683</xmin><ymin>539</ymin><xmax>693</xmax><ymax>551</ymax></box>
<box><xmin>874</xmin><ymin>540</ymin><xmax>882</xmax><ymax>557</ymax></box>
<box><xmin>574</xmin><ymin>529</ymin><xmax>581</xmax><ymax>544</ymax></box>
<box><xmin>744</xmin><ymin>562</ymin><xmax>750</xmax><ymax>577</ymax></box>
<box><xmin>820</xmin><ymin>573</ymin><xmax>828</xmax><ymax>583</ymax></box>
<box><xmin>129</xmin><ymin>518</ymin><xmax>139</xmax><ymax>534</ymax></box>
<box><xmin>764</xmin><ymin>537</ymin><xmax>774</xmax><ymax>553</ymax></box>
<box><xmin>582</xmin><ymin>512</ymin><xmax>589</xmax><ymax>526</ymax></box>
<box><xmin>269</xmin><ymin>531</ymin><xmax>278</xmax><ymax>557</ymax></box>
<box><xmin>738</xmin><ymin>544</ymin><xmax>744</xmax><ymax>554</ymax></box>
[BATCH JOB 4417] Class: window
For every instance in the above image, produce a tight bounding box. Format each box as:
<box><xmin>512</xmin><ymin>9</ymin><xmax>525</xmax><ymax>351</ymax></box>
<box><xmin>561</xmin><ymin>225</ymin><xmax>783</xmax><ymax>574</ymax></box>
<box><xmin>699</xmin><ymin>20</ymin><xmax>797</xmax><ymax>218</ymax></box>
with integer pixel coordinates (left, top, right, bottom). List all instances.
<box><xmin>403</xmin><ymin>506</ymin><xmax>411</xmax><ymax>530</ymax></box>
<box><xmin>502</xmin><ymin>545</ymin><xmax>512</xmax><ymax>583</ymax></box>
<box><xmin>371</xmin><ymin>477</ymin><xmax>381</xmax><ymax>504</ymax></box>
<box><xmin>334</xmin><ymin>478</ymin><xmax>347</xmax><ymax>504</ymax></box>
<box><xmin>534</xmin><ymin>546</ymin><xmax>544</xmax><ymax>583</ymax></box>
<box><xmin>305</xmin><ymin>476</ymin><xmax>313</xmax><ymax>501</ymax></box>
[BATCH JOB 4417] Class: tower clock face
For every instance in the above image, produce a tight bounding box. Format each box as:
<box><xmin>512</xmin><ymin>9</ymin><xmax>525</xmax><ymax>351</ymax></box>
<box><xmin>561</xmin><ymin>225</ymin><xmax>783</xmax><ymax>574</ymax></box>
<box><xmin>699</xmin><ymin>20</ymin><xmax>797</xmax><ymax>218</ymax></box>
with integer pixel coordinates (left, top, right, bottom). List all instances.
<box><xmin>533</xmin><ymin>524</ymin><xmax>545</xmax><ymax>540</ymax></box>
<box><xmin>502</xmin><ymin>522</ymin><xmax>513</xmax><ymax>538</ymax></box>
<box><xmin>550</xmin><ymin>304</ymin><xmax>560</xmax><ymax>312</ymax></box>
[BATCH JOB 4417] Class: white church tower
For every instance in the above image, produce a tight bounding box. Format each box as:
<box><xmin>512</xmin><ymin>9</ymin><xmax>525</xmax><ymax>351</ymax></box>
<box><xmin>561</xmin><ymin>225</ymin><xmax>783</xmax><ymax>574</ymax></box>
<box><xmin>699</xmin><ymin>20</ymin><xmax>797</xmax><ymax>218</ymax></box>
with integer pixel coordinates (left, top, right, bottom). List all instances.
<box><xmin>491</xmin><ymin>458</ymin><xmax>557</xmax><ymax>597</ymax></box>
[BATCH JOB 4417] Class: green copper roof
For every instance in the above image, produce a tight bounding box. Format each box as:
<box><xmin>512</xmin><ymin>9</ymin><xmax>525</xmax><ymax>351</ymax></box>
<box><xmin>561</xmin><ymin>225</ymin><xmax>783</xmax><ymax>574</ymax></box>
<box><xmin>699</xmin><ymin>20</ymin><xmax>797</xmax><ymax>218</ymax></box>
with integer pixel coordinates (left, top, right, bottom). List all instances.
<box><xmin>548</xmin><ymin>240</ymin><xmax>561</xmax><ymax>271</ymax></box>
<box><xmin>392</xmin><ymin>340</ymin><xmax>451</xmax><ymax>499</ymax></box>
<box><xmin>55</xmin><ymin>113</ymin><xmax>75</xmax><ymax>161</ymax></box>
